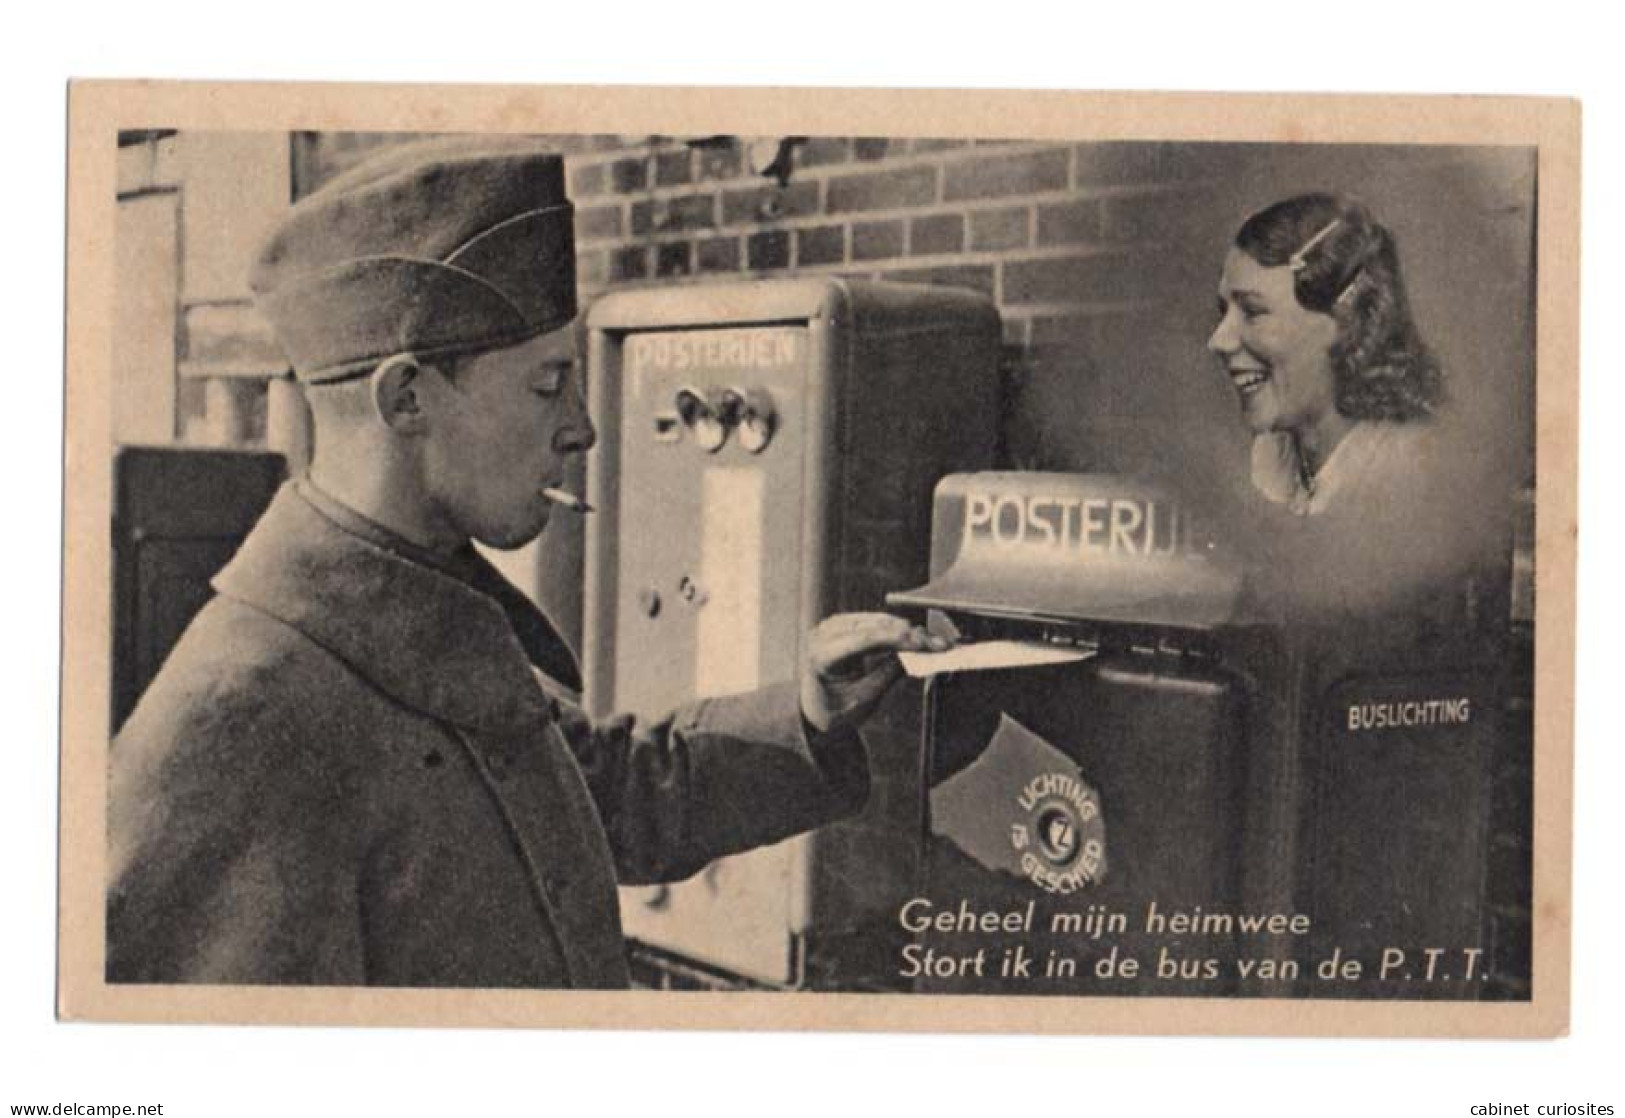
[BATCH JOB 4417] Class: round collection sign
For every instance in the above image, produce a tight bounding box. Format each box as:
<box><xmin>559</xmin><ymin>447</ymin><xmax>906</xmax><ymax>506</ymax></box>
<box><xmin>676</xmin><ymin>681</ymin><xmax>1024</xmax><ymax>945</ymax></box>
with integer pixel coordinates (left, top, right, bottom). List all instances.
<box><xmin>1010</xmin><ymin>770</ymin><xmax>1108</xmax><ymax>894</ymax></box>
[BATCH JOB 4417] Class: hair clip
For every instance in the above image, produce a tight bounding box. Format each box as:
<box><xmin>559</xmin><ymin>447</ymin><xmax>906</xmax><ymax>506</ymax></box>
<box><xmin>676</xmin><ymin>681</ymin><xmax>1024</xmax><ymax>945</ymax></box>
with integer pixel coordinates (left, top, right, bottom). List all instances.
<box><xmin>1288</xmin><ymin>219</ymin><xmax>1342</xmax><ymax>272</ymax></box>
<box><xmin>1333</xmin><ymin>269</ymin><xmax>1364</xmax><ymax>309</ymax></box>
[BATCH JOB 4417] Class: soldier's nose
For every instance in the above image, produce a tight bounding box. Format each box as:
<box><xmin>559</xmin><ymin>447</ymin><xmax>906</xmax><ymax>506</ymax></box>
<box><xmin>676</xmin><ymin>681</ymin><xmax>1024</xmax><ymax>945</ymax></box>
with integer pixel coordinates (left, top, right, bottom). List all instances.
<box><xmin>554</xmin><ymin>419</ymin><xmax>596</xmax><ymax>454</ymax></box>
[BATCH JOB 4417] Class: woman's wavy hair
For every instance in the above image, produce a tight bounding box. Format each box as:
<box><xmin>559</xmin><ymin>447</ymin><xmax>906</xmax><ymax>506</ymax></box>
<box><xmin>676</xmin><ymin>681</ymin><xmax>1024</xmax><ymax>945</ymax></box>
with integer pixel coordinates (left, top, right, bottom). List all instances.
<box><xmin>1235</xmin><ymin>193</ymin><xmax>1443</xmax><ymax>422</ymax></box>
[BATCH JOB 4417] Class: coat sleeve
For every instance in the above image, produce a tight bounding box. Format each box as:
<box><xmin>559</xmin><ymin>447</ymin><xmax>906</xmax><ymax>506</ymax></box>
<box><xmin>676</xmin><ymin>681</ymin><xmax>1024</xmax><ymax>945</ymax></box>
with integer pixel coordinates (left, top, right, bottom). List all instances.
<box><xmin>549</xmin><ymin>680</ymin><xmax>871</xmax><ymax>885</ymax></box>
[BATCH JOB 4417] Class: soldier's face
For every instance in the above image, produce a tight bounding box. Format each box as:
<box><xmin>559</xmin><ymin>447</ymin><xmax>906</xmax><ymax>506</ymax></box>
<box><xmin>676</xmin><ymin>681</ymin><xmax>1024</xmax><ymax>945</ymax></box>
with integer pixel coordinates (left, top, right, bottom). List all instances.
<box><xmin>420</xmin><ymin>327</ymin><xmax>596</xmax><ymax>549</ymax></box>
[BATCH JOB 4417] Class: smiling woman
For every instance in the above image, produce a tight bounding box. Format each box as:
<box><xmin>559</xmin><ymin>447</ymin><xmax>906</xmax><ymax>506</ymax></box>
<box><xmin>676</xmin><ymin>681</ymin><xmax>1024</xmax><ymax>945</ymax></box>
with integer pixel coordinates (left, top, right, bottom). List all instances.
<box><xmin>1199</xmin><ymin>191</ymin><xmax>1509</xmax><ymax>625</ymax></box>
<box><xmin>1208</xmin><ymin>192</ymin><xmax>1445</xmax><ymax>519</ymax></box>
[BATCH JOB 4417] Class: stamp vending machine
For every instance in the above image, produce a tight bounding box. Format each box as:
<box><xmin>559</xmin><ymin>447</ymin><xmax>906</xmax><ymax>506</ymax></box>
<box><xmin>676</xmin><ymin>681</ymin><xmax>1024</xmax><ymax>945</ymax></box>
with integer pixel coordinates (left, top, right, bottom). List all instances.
<box><xmin>583</xmin><ymin>278</ymin><xmax>1000</xmax><ymax>988</ymax></box>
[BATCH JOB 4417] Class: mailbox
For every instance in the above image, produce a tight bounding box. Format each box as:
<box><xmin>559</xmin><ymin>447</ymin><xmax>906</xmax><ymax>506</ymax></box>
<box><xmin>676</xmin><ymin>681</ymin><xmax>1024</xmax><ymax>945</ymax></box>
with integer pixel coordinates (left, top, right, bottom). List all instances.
<box><xmin>889</xmin><ymin>472</ymin><xmax>1264</xmax><ymax>996</ymax></box>
<box><xmin>886</xmin><ymin>471</ymin><xmax>1517</xmax><ymax>1000</ymax></box>
<box><xmin>583</xmin><ymin>278</ymin><xmax>1000</xmax><ymax>987</ymax></box>
<box><xmin>112</xmin><ymin>446</ymin><xmax>286</xmax><ymax>733</ymax></box>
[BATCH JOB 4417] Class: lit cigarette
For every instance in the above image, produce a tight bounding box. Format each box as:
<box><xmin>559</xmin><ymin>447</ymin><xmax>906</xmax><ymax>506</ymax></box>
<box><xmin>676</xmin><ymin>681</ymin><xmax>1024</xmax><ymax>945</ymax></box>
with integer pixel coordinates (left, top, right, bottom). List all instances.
<box><xmin>541</xmin><ymin>487</ymin><xmax>595</xmax><ymax>514</ymax></box>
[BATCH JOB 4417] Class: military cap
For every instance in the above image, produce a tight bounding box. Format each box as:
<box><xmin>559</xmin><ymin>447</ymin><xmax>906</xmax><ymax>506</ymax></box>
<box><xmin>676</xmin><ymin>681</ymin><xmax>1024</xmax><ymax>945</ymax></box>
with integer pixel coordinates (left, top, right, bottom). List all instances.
<box><xmin>250</xmin><ymin>137</ymin><xmax>577</xmax><ymax>384</ymax></box>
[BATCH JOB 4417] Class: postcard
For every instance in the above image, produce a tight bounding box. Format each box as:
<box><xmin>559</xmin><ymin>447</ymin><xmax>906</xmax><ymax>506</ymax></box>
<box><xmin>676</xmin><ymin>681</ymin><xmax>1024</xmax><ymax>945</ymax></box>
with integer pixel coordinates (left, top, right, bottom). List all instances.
<box><xmin>59</xmin><ymin>82</ymin><xmax>1578</xmax><ymax>1036</ymax></box>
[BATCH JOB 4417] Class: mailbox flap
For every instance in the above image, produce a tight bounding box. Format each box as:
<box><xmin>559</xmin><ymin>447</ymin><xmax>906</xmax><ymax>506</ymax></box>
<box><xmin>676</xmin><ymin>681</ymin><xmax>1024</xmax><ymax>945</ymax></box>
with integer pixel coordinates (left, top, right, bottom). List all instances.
<box><xmin>885</xmin><ymin>472</ymin><xmax>1244</xmax><ymax>631</ymax></box>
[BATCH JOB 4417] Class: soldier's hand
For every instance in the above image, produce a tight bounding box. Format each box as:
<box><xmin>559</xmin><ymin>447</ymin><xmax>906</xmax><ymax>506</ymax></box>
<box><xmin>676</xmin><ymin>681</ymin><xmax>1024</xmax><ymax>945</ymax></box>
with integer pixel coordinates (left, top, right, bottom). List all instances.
<box><xmin>799</xmin><ymin>612</ymin><xmax>950</xmax><ymax>735</ymax></box>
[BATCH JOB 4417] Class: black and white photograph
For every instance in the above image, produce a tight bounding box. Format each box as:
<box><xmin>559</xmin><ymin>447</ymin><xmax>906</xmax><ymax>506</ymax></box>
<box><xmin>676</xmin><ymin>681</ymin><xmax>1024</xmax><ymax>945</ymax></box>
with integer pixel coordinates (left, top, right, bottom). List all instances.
<box><xmin>55</xmin><ymin>83</ymin><xmax>1576</xmax><ymax>1039</ymax></box>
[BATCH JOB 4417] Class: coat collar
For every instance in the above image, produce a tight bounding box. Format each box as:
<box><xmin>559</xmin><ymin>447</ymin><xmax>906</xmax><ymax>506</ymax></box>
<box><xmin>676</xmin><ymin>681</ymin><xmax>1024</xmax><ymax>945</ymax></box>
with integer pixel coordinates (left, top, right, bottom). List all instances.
<box><xmin>212</xmin><ymin>481</ymin><xmax>574</xmax><ymax>732</ymax></box>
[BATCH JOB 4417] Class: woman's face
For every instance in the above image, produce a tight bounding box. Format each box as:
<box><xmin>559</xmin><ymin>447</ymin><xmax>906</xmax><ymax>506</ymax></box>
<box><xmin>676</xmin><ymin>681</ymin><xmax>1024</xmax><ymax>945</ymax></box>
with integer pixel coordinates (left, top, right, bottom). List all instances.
<box><xmin>1207</xmin><ymin>247</ymin><xmax>1341</xmax><ymax>436</ymax></box>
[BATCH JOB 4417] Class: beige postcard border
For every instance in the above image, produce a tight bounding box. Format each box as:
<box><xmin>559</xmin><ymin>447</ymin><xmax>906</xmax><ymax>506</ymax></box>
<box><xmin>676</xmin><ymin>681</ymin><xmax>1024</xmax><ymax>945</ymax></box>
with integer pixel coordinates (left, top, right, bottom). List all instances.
<box><xmin>58</xmin><ymin>81</ymin><xmax>1580</xmax><ymax>1037</ymax></box>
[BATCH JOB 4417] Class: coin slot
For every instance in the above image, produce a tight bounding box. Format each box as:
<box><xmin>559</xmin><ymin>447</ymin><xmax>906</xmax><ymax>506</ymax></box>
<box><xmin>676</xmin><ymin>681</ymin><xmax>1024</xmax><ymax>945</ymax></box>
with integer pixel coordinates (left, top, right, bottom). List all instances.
<box><xmin>735</xmin><ymin>387</ymin><xmax>777</xmax><ymax>454</ymax></box>
<box><xmin>676</xmin><ymin>386</ymin><xmax>726</xmax><ymax>452</ymax></box>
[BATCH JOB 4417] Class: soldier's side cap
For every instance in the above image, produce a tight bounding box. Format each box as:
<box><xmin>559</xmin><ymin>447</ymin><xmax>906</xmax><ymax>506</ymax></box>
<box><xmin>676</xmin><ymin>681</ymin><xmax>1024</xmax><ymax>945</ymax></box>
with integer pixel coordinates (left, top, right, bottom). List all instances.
<box><xmin>250</xmin><ymin>137</ymin><xmax>577</xmax><ymax>384</ymax></box>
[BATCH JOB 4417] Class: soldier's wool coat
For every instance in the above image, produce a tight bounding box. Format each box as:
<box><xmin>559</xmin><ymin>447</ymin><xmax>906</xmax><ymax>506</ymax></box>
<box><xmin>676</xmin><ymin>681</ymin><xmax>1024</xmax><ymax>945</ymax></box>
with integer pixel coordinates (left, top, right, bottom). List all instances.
<box><xmin>108</xmin><ymin>483</ymin><xmax>867</xmax><ymax>987</ymax></box>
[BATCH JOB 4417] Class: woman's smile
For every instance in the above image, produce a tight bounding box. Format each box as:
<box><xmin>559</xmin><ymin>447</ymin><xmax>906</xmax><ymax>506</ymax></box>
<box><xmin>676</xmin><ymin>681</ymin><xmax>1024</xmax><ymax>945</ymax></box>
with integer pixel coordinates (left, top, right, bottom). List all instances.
<box><xmin>1228</xmin><ymin>363</ymin><xmax>1271</xmax><ymax>396</ymax></box>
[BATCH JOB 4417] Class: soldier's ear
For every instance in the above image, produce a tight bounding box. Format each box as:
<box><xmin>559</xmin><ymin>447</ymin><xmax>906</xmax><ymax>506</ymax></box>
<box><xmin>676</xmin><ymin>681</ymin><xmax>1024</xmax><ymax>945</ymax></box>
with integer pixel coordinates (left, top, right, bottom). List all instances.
<box><xmin>370</xmin><ymin>354</ymin><xmax>427</xmax><ymax>433</ymax></box>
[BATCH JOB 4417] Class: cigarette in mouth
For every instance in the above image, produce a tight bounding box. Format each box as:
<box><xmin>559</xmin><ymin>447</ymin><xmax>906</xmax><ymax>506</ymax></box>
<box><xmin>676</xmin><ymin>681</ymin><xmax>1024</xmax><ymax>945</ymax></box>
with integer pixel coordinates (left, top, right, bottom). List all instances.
<box><xmin>541</xmin><ymin>487</ymin><xmax>595</xmax><ymax>514</ymax></box>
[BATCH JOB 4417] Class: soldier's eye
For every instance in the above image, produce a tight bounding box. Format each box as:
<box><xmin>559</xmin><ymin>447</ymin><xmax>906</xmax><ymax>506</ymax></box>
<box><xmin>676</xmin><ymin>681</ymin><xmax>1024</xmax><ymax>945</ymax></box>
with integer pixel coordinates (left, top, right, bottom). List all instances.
<box><xmin>533</xmin><ymin>362</ymin><xmax>571</xmax><ymax>396</ymax></box>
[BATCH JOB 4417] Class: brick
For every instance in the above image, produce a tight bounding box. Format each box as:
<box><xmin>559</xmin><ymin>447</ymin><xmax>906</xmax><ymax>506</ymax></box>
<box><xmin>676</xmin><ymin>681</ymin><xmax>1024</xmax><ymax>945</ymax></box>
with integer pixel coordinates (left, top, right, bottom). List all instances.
<box><xmin>911</xmin><ymin>139</ymin><xmax>968</xmax><ymax>154</ymax></box>
<box><xmin>944</xmin><ymin>148</ymin><xmax>1069</xmax><ymax>201</ymax></box>
<box><xmin>629</xmin><ymin>200</ymin><xmax>655</xmax><ymax>236</ymax></box>
<box><xmin>576</xmin><ymin>249</ymin><xmax>609</xmax><ymax>289</ymax></box>
<box><xmin>747</xmin><ymin>229</ymin><xmax>790</xmax><ymax>271</ymax></box>
<box><xmin>969</xmin><ymin>206</ymin><xmax>1030</xmax><ymax>251</ymax></box>
<box><xmin>1004</xmin><ymin>251</ymin><xmax>1147</xmax><ymax>304</ymax></box>
<box><xmin>1036</xmin><ymin>199</ymin><xmax>1102</xmax><ymax>245</ymax></box>
<box><xmin>610</xmin><ymin>157</ymin><xmax>648</xmax><ymax>193</ymax></box>
<box><xmin>797</xmin><ymin>137</ymin><xmax>850</xmax><ymax>167</ymax></box>
<box><xmin>797</xmin><ymin>225</ymin><xmax>846</xmax><ymax>267</ymax></box>
<box><xmin>852</xmin><ymin>220</ymin><xmax>905</xmax><ymax>261</ymax></box>
<box><xmin>827</xmin><ymin>166</ymin><xmax>937</xmax><ymax>214</ymax></box>
<box><xmin>696</xmin><ymin>144</ymin><xmax>742</xmax><ymax>181</ymax></box>
<box><xmin>721</xmin><ymin>179</ymin><xmax>819</xmax><ymax>225</ymax></box>
<box><xmin>630</xmin><ymin>193</ymin><xmax>715</xmax><ymax>235</ymax></box>
<box><xmin>569</xmin><ymin>161</ymin><xmax>607</xmax><ymax>198</ymax></box>
<box><xmin>907</xmin><ymin>213</ymin><xmax>965</xmax><ymax>256</ymax></box>
<box><xmin>695</xmin><ymin>236</ymin><xmax>741</xmax><ymax>273</ymax></box>
<box><xmin>655</xmin><ymin>241</ymin><xmax>691</xmax><ymax>278</ymax></box>
<box><xmin>879</xmin><ymin>264</ymin><xmax>995</xmax><ymax>297</ymax></box>
<box><xmin>655</xmin><ymin>148</ymin><xmax>694</xmax><ymax>187</ymax></box>
<box><xmin>853</xmin><ymin>137</ymin><xmax>891</xmax><ymax>161</ymax></box>
<box><xmin>611</xmin><ymin>246</ymin><xmax>650</xmax><ymax>282</ymax></box>
<box><xmin>575</xmin><ymin>203</ymin><xmax>622</xmax><ymax>242</ymax></box>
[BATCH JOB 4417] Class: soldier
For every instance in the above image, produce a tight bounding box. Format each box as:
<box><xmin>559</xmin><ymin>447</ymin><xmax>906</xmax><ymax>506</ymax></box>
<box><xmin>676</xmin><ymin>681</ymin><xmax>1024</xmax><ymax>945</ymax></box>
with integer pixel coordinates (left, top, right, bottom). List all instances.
<box><xmin>108</xmin><ymin>138</ymin><xmax>942</xmax><ymax>988</ymax></box>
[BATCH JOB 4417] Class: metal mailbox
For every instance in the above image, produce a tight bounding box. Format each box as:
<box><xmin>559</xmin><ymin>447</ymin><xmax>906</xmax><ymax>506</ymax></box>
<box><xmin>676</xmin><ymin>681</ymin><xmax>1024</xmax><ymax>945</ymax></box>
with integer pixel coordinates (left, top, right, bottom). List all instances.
<box><xmin>886</xmin><ymin>470</ymin><xmax>1517</xmax><ymax>1000</ymax></box>
<box><xmin>888</xmin><ymin>471</ymin><xmax>1262</xmax><ymax>995</ymax></box>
